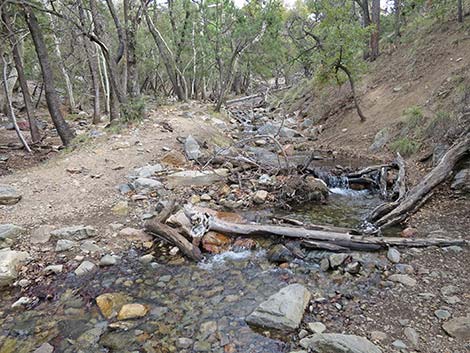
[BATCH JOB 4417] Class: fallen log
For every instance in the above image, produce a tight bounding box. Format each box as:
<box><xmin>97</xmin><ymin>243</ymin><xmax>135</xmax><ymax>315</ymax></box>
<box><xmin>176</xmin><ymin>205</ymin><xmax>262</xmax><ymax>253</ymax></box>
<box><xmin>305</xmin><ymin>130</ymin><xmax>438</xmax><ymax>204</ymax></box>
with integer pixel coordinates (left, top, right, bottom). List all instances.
<box><xmin>185</xmin><ymin>207</ymin><xmax>467</xmax><ymax>250</ymax></box>
<box><xmin>371</xmin><ymin>133</ymin><xmax>470</xmax><ymax>228</ymax></box>
<box><xmin>145</xmin><ymin>220</ymin><xmax>202</xmax><ymax>261</ymax></box>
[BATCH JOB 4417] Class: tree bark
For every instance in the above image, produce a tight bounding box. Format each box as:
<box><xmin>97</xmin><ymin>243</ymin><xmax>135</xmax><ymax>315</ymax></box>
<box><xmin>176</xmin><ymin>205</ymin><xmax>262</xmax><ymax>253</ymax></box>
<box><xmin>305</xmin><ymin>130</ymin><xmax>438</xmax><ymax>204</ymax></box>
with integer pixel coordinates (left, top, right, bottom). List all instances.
<box><xmin>25</xmin><ymin>7</ymin><xmax>75</xmax><ymax>146</ymax></box>
<box><xmin>370</xmin><ymin>0</ymin><xmax>380</xmax><ymax>60</ymax></box>
<box><xmin>457</xmin><ymin>0</ymin><xmax>463</xmax><ymax>22</ymax></box>
<box><xmin>337</xmin><ymin>63</ymin><xmax>366</xmax><ymax>121</ymax></box>
<box><xmin>394</xmin><ymin>0</ymin><xmax>401</xmax><ymax>38</ymax></box>
<box><xmin>371</xmin><ymin>133</ymin><xmax>470</xmax><ymax>228</ymax></box>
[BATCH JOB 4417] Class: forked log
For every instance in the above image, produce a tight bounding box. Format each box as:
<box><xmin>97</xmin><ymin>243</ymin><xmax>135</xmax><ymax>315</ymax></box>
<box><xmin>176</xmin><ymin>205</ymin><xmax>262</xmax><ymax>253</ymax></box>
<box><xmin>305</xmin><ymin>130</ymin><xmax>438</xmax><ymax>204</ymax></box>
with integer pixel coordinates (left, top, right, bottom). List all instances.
<box><xmin>371</xmin><ymin>133</ymin><xmax>469</xmax><ymax>228</ymax></box>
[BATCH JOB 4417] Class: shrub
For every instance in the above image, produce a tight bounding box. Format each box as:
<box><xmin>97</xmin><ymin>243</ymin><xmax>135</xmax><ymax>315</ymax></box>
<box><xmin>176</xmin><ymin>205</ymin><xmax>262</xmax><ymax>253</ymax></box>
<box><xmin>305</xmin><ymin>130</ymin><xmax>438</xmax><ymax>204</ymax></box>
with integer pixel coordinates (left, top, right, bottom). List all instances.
<box><xmin>121</xmin><ymin>97</ymin><xmax>146</xmax><ymax>122</ymax></box>
<box><xmin>390</xmin><ymin>137</ymin><xmax>420</xmax><ymax>157</ymax></box>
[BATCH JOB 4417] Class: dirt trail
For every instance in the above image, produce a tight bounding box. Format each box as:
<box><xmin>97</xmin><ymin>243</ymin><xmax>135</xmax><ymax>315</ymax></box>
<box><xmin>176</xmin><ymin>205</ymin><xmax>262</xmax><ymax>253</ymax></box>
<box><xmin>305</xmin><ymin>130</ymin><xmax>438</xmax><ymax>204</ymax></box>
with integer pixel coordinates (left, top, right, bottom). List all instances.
<box><xmin>0</xmin><ymin>104</ymin><xmax>222</xmax><ymax>231</ymax></box>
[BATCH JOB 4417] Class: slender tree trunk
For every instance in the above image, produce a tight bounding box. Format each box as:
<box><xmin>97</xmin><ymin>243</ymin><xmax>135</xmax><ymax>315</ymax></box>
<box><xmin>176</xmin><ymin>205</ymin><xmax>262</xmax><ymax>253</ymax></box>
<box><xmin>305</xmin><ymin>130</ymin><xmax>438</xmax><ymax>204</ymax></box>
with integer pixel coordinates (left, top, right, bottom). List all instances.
<box><xmin>5</xmin><ymin>17</ymin><xmax>41</xmax><ymax>143</ymax></box>
<box><xmin>457</xmin><ymin>0</ymin><xmax>463</xmax><ymax>22</ymax></box>
<box><xmin>42</xmin><ymin>3</ymin><xmax>76</xmax><ymax>112</ymax></box>
<box><xmin>98</xmin><ymin>48</ymin><xmax>110</xmax><ymax>114</ymax></box>
<box><xmin>25</xmin><ymin>7</ymin><xmax>75</xmax><ymax>146</ymax></box>
<box><xmin>109</xmin><ymin>84</ymin><xmax>120</xmax><ymax>121</ymax></box>
<box><xmin>394</xmin><ymin>0</ymin><xmax>401</xmax><ymax>38</ymax></box>
<box><xmin>337</xmin><ymin>63</ymin><xmax>366</xmax><ymax>122</ymax></box>
<box><xmin>370</xmin><ymin>0</ymin><xmax>380</xmax><ymax>60</ymax></box>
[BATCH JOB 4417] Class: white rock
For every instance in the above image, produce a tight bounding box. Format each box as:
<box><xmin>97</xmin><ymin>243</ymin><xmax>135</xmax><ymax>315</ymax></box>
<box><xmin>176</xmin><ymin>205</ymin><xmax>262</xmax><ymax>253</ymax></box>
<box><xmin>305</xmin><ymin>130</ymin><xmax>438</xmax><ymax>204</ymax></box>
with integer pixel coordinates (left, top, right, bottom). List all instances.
<box><xmin>74</xmin><ymin>260</ymin><xmax>96</xmax><ymax>276</ymax></box>
<box><xmin>300</xmin><ymin>333</ymin><xmax>382</xmax><ymax>353</ymax></box>
<box><xmin>51</xmin><ymin>225</ymin><xmax>96</xmax><ymax>241</ymax></box>
<box><xmin>386</xmin><ymin>248</ymin><xmax>401</xmax><ymax>263</ymax></box>
<box><xmin>308</xmin><ymin>322</ymin><xmax>327</xmax><ymax>334</ymax></box>
<box><xmin>253</xmin><ymin>190</ymin><xmax>268</xmax><ymax>204</ymax></box>
<box><xmin>0</xmin><ymin>248</ymin><xmax>30</xmax><ymax>287</ymax></box>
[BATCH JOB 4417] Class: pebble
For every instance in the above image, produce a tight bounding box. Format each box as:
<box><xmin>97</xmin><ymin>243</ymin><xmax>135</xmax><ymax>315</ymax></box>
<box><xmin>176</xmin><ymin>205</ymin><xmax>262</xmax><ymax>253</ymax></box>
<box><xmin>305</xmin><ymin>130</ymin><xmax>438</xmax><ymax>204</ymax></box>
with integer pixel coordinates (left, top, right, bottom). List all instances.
<box><xmin>388</xmin><ymin>274</ymin><xmax>417</xmax><ymax>287</ymax></box>
<box><xmin>139</xmin><ymin>254</ymin><xmax>155</xmax><ymax>264</ymax></box>
<box><xmin>404</xmin><ymin>327</ymin><xmax>419</xmax><ymax>346</ymax></box>
<box><xmin>308</xmin><ymin>322</ymin><xmax>326</xmax><ymax>334</ymax></box>
<box><xmin>370</xmin><ymin>331</ymin><xmax>387</xmax><ymax>341</ymax></box>
<box><xmin>33</xmin><ymin>342</ymin><xmax>54</xmax><ymax>353</ymax></box>
<box><xmin>100</xmin><ymin>254</ymin><xmax>120</xmax><ymax>266</ymax></box>
<box><xmin>117</xmin><ymin>303</ymin><xmax>148</xmax><ymax>320</ymax></box>
<box><xmin>74</xmin><ymin>260</ymin><xmax>97</xmax><ymax>276</ymax></box>
<box><xmin>392</xmin><ymin>339</ymin><xmax>408</xmax><ymax>349</ymax></box>
<box><xmin>55</xmin><ymin>239</ymin><xmax>77</xmax><ymax>252</ymax></box>
<box><xmin>253</xmin><ymin>190</ymin><xmax>268</xmax><ymax>204</ymax></box>
<box><xmin>177</xmin><ymin>337</ymin><xmax>194</xmax><ymax>349</ymax></box>
<box><xmin>387</xmin><ymin>248</ymin><xmax>401</xmax><ymax>263</ymax></box>
<box><xmin>435</xmin><ymin>309</ymin><xmax>451</xmax><ymax>320</ymax></box>
<box><xmin>43</xmin><ymin>264</ymin><xmax>63</xmax><ymax>275</ymax></box>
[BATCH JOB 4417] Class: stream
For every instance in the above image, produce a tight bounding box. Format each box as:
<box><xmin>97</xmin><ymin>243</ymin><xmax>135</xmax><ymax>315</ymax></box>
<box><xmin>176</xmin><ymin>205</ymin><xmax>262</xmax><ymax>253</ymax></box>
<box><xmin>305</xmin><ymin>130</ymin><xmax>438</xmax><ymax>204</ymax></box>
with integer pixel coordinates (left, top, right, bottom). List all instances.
<box><xmin>0</xmin><ymin>107</ymin><xmax>398</xmax><ymax>353</ymax></box>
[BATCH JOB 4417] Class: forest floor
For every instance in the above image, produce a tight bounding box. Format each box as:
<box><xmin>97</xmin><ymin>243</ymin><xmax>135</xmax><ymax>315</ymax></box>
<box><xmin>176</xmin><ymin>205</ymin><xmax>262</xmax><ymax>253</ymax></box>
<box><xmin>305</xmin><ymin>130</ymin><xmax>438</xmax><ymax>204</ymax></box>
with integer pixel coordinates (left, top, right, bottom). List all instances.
<box><xmin>0</xmin><ymin>99</ymin><xmax>469</xmax><ymax>353</ymax></box>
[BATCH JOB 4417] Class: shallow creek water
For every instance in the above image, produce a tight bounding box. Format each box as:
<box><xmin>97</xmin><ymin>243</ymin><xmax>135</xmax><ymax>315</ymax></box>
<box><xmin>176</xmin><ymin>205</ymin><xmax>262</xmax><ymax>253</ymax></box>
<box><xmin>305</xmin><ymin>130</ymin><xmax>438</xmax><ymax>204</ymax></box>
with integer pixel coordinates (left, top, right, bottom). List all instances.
<box><xmin>0</xmin><ymin>185</ymin><xmax>393</xmax><ymax>353</ymax></box>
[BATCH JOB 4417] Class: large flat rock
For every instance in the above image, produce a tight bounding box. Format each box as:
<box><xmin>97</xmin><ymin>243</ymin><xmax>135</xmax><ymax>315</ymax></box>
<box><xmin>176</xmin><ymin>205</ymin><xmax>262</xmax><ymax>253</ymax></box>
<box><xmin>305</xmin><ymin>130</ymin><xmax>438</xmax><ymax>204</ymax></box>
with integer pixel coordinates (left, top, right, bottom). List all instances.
<box><xmin>166</xmin><ymin>169</ymin><xmax>229</xmax><ymax>186</ymax></box>
<box><xmin>0</xmin><ymin>248</ymin><xmax>30</xmax><ymax>287</ymax></box>
<box><xmin>0</xmin><ymin>184</ymin><xmax>21</xmax><ymax>205</ymax></box>
<box><xmin>51</xmin><ymin>225</ymin><xmax>96</xmax><ymax>241</ymax></box>
<box><xmin>300</xmin><ymin>333</ymin><xmax>382</xmax><ymax>353</ymax></box>
<box><xmin>246</xmin><ymin>283</ymin><xmax>311</xmax><ymax>331</ymax></box>
<box><xmin>442</xmin><ymin>315</ymin><xmax>470</xmax><ymax>340</ymax></box>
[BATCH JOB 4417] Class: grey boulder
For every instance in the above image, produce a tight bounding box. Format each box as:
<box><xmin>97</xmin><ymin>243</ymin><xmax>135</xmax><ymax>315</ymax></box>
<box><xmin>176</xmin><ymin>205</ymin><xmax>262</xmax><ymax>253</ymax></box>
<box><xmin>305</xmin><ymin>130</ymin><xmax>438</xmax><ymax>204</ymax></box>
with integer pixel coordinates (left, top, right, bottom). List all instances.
<box><xmin>0</xmin><ymin>224</ymin><xmax>25</xmax><ymax>245</ymax></box>
<box><xmin>0</xmin><ymin>184</ymin><xmax>21</xmax><ymax>205</ymax></box>
<box><xmin>300</xmin><ymin>333</ymin><xmax>382</xmax><ymax>353</ymax></box>
<box><xmin>246</xmin><ymin>283</ymin><xmax>311</xmax><ymax>331</ymax></box>
<box><xmin>51</xmin><ymin>225</ymin><xmax>96</xmax><ymax>241</ymax></box>
<box><xmin>0</xmin><ymin>248</ymin><xmax>30</xmax><ymax>287</ymax></box>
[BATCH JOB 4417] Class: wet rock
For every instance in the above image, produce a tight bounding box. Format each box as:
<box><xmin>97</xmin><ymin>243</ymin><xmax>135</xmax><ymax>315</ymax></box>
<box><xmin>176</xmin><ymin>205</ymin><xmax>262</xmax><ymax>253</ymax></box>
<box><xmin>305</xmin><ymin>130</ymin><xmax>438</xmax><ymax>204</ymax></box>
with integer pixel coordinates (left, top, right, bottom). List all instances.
<box><xmin>400</xmin><ymin>227</ymin><xmax>417</xmax><ymax>238</ymax></box>
<box><xmin>133</xmin><ymin>178</ymin><xmax>163</xmax><ymax>190</ymax></box>
<box><xmin>139</xmin><ymin>254</ymin><xmax>155</xmax><ymax>264</ymax></box>
<box><xmin>0</xmin><ymin>224</ymin><xmax>24</xmax><ymax>245</ymax></box>
<box><xmin>386</xmin><ymin>248</ymin><xmax>401</xmax><ymax>263</ymax></box>
<box><xmin>404</xmin><ymin>327</ymin><xmax>419</xmax><ymax>346</ymax></box>
<box><xmin>308</xmin><ymin>322</ymin><xmax>326</xmax><ymax>334</ymax></box>
<box><xmin>76</xmin><ymin>324</ymin><xmax>107</xmax><ymax>348</ymax></box>
<box><xmin>201</xmin><ymin>232</ymin><xmax>231</xmax><ymax>254</ymax></box>
<box><xmin>177</xmin><ymin>337</ymin><xmax>194</xmax><ymax>349</ymax></box>
<box><xmin>117</xmin><ymin>303</ymin><xmax>148</xmax><ymax>320</ymax></box>
<box><xmin>166</xmin><ymin>169</ymin><xmax>229</xmax><ymax>186</ymax></box>
<box><xmin>74</xmin><ymin>260</ymin><xmax>97</xmax><ymax>276</ymax></box>
<box><xmin>0</xmin><ymin>248</ymin><xmax>30</xmax><ymax>287</ymax></box>
<box><xmin>300</xmin><ymin>333</ymin><xmax>382</xmax><ymax>353</ymax></box>
<box><xmin>161</xmin><ymin>150</ymin><xmax>187</xmax><ymax>167</ymax></box>
<box><xmin>100</xmin><ymin>254</ymin><xmax>120</xmax><ymax>266</ymax></box>
<box><xmin>434</xmin><ymin>309</ymin><xmax>451</xmax><ymax>320</ymax></box>
<box><xmin>96</xmin><ymin>293</ymin><xmax>131</xmax><ymax>319</ymax></box>
<box><xmin>388</xmin><ymin>274</ymin><xmax>417</xmax><ymax>287</ymax></box>
<box><xmin>253</xmin><ymin>190</ymin><xmax>268</xmax><ymax>204</ymax></box>
<box><xmin>55</xmin><ymin>239</ymin><xmax>77</xmax><ymax>252</ymax></box>
<box><xmin>267</xmin><ymin>244</ymin><xmax>294</xmax><ymax>263</ymax></box>
<box><xmin>33</xmin><ymin>342</ymin><xmax>54</xmax><ymax>353</ymax></box>
<box><xmin>11</xmin><ymin>296</ymin><xmax>34</xmax><ymax>309</ymax></box>
<box><xmin>133</xmin><ymin>164</ymin><xmax>164</xmax><ymax>178</ymax></box>
<box><xmin>320</xmin><ymin>258</ymin><xmax>330</xmax><ymax>271</ymax></box>
<box><xmin>0</xmin><ymin>184</ymin><xmax>21</xmax><ymax>205</ymax></box>
<box><xmin>193</xmin><ymin>340</ymin><xmax>211</xmax><ymax>352</ymax></box>
<box><xmin>233</xmin><ymin>237</ymin><xmax>257</xmax><ymax>250</ymax></box>
<box><xmin>345</xmin><ymin>261</ymin><xmax>361</xmax><ymax>275</ymax></box>
<box><xmin>442</xmin><ymin>315</ymin><xmax>470</xmax><ymax>339</ymax></box>
<box><xmin>329</xmin><ymin>253</ymin><xmax>349</xmax><ymax>269</ymax></box>
<box><xmin>44</xmin><ymin>264</ymin><xmax>63</xmax><ymax>275</ymax></box>
<box><xmin>51</xmin><ymin>225</ymin><xmax>96</xmax><ymax>241</ymax></box>
<box><xmin>185</xmin><ymin>135</ymin><xmax>201</xmax><ymax>160</ymax></box>
<box><xmin>199</xmin><ymin>320</ymin><xmax>217</xmax><ymax>338</ymax></box>
<box><xmin>246</xmin><ymin>283</ymin><xmax>311</xmax><ymax>331</ymax></box>
<box><xmin>112</xmin><ymin>200</ymin><xmax>129</xmax><ymax>215</ymax></box>
<box><xmin>451</xmin><ymin>168</ymin><xmax>470</xmax><ymax>192</ymax></box>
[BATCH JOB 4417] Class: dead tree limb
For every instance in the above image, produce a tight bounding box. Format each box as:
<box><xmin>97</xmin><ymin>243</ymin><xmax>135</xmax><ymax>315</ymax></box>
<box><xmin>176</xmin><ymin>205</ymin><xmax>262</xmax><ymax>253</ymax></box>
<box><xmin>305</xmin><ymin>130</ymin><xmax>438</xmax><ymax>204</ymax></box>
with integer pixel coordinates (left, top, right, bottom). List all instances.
<box><xmin>185</xmin><ymin>207</ymin><xmax>466</xmax><ymax>250</ymax></box>
<box><xmin>371</xmin><ymin>134</ymin><xmax>469</xmax><ymax>228</ymax></box>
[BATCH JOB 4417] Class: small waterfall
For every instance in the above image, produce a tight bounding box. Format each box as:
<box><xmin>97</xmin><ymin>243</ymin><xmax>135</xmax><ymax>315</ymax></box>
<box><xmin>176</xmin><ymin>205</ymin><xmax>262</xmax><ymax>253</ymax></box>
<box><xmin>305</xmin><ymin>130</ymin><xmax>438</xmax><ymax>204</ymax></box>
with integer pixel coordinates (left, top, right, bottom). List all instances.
<box><xmin>316</xmin><ymin>170</ymin><xmax>350</xmax><ymax>188</ymax></box>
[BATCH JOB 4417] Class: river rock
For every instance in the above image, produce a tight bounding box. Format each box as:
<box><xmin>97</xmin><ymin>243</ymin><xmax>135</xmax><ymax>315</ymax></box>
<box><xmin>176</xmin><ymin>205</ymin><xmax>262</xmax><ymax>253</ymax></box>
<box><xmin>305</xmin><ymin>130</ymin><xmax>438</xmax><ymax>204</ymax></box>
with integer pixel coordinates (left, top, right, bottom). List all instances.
<box><xmin>442</xmin><ymin>315</ymin><xmax>470</xmax><ymax>339</ymax></box>
<box><xmin>404</xmin><ymin>327</ymin><xmax>419</xmax><ymax>346</ymax></box>
<box><xmin>74</xmin><ymin>260</ymin><xmax>96</xmax><ymax>276</ymax></box>
<box><xmin>30</xmin><ymin>225</ymin><xmax>54</xmax><ymax>244</ymax></box>
<box><xmin>267</xmin><ymin>244</ymin><xmax>294</xmax><ymax>263</ymax></box>
<box><xmin>133</xmin><ymin>178</ymin><xmax>163</xmax><ymax>190</ymax></box>
<box><xmin>257</xmin><ymin>122</ymin><xmax>299</xmax><ymax>138</ymax></box>
<box><xmin>300</xmin><ymin>333</ymin><xmax>382</xmax><ymax>353</ymax></box>
<box><xmin>100</xmin><ymin>254</ymin><xmax>120</xmax><ymax>266</ymax></box>
<box><xmin>253</xmin><ymin>190</ymin><xmax>268</xmax><ymax>204</ymax></box>
<box><xmin>308</xmin><ymin>322</ymin><xmax>327</xmax><ymax>334</ymax></box>
<box><xmin>166</xmin><ymin>169</ymin><xmax>229</xmax><ymax>186</ymax></box>
<box><xmin>369</xmin><ymin>128</ymin><xmax>389</xmax><ymax>152</ymax></box>
<box><xmin>329</xmin><ymin>253</ymin><xmax>349</xmax><ymax>269</ymax></box>
<box><xmin>184</xmin><ymin>135</ymin><xmax>201</xmax><ymax>160</ymax></box>
<box><xmin>451</xmin><ymin>168</ymin><xmax>470</xmax><ymax>192</ymax></box>
<box><xmin>117</xmin><ymin>303</ymin><xmax>148</xmax><ymax>320</ymax></box>
<box><xmin>246</xmin><ymin>283</ymin><xmax>311</xmax><ymax>331</ymax></box>
<box><xmin>388</xmin><ymin>274</ymin><xmax>417</xmax><ymax>287</ymax></box>
<box><xmin>387</xmin><ymin>248</ymin><xmax>401</xmax><ymax>263</ymax></box>
<box><xmin>0</xmin><ymin>224</ymin><xmax>25</xmax><ymax>245</ymax></box>
<box><xmin>96</xmin><ymin>292</ymin><xmax>131</xmax><ymax>319</ymax></box>
<box><xmin>33</xmin><ymin>342</ymin><xmax>54</xmax><ymax>353</ymax></box>
<box><xmin>161</xmin><ymin>150</ymin><xmax>187</xmax><ymax>167</ymax></box>
<box><xmin>177</xmin><ymin>337</ymin><xmax>194</xmax><ymax>349</ymax></box>
<box><xmin>434</xmin><ymin>309</ymin><xmax>451</xmax><ymax>320</ymax></box>
<box><xmin>55</xmin><ymin>239</ymin><xmax>77</xmax><ymax>252</ymax></box>
<box><xmin>44</xmin><ymin>264</ymin><xmax>63</xmax><ymax>275</ymax></box>
<box><xmin>133</xmin><ymin>164</ymin><xmax>164</xmax><ymax>178</ymax></box>
<box><xmin>111</xmin><ymin>200</ymin><xmax>129</xmax><ymax>215</ymax></box>
<box><xmin>51</xmin><ymin>225</ymin><xmax>96</xmax><ymax>241</ymax></box>
<box><xmin>0</xmin><ymin>248</ymin><xmax>30</xmax><ymax>287</ymax></box>
<box><xmin>0</xmin><ymin>184</ymin><xmax>21</xmax><ymax>205</ymax></box>
<box><xmin>201</xmin><ymin>232</ymin><xmax>231</xmax><ymax>254</ymax></box>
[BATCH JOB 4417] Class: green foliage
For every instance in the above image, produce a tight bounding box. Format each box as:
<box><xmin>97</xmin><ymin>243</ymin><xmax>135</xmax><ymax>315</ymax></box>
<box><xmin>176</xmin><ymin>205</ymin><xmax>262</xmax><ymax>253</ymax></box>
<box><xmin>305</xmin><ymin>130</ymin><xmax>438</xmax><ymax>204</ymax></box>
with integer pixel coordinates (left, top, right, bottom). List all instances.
<box><xmin>403</xmin><ymin>106</ymin><xmax>424</xmax><ymax>129</ymax></box>
<box><xmin>390</xmin><ymin>137</ymin><xmax>421</xmax><ymax>156</ymax></box>
<box><xmin>121</xmin><ymin>98</ymin><xmax>146</xmax><ymax>123</ymax></box>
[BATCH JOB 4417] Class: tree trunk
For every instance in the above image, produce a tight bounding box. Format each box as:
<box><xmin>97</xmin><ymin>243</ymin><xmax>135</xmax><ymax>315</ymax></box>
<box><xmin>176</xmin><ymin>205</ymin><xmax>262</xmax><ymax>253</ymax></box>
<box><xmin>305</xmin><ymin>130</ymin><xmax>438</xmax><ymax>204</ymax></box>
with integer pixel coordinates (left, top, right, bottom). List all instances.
<box><xmin>371</xmin><ymin>133</ymin><xmax>470</xmax><ymax>228</ymax></box>
<box><xmin>370</xmin><ymin>0</ymin><xmax>380</xmax><ymax>60</ymax></box>
<box><xmin>457</xmin><ymin>0</ymin><xmax>463</xmax><ymax>22</ymax></box>
<box><xmin>337</xmin><ymin>63</ymin><xmax>366</xmax><ymax>122</ymax></box>
<box><xmin>42</xmin><ymin>2</ymin><xmax>76</xmax><ymax>112</ymax></box>
<box><xmin>394</xmin><ymin>0</ymin><xmax>401</xmax><ymax>38</ymax></box>
<box><xmin>25</xmin><ymin>7</ymin><xmax>75</xmax><ymax>146</ymax></box>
